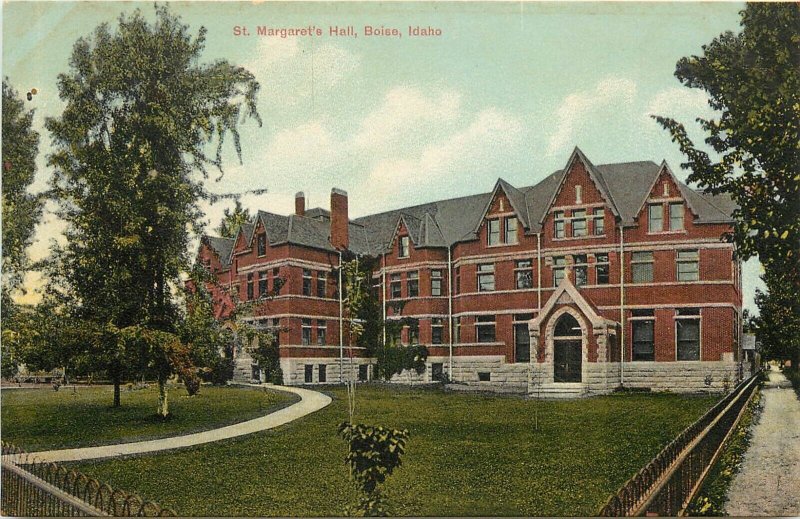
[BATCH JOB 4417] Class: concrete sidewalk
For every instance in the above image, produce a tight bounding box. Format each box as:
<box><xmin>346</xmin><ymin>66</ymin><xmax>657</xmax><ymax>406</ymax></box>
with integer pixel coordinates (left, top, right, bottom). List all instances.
<box><xmin>725</xmin><ymin>370</ymin><xmax>800</xmax><ymax>516</ymax></box>
<box><xmin>4</xmin><ymin>384</ymin><xmax>331</xmax><ymax>464</ymax></box>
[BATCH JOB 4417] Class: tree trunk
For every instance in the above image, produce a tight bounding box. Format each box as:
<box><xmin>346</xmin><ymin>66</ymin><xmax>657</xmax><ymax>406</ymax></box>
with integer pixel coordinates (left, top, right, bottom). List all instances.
<box><xmin>157</xmin><ymin>378</ymin><xmax>169</xmax><ymax>418</ymax></box>
<box><xmin>113</xmin><ymin>373</ymin><xmax>121</xmax><ymax>407</ymax></box>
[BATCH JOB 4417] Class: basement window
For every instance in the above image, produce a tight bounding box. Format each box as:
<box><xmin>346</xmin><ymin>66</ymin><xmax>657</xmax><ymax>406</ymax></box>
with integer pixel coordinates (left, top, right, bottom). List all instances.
<box><xmin>478</xmin><ymin>372</ymin><xmax>491</xmax><ymax>382</ymax></box>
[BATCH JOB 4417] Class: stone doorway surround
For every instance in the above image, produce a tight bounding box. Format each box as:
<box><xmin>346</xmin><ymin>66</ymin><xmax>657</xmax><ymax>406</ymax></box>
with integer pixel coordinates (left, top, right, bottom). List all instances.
<box><xmin>528</xmin><ymin>278</ymin><xmax>618</xmax><ymax>395</ymax></box>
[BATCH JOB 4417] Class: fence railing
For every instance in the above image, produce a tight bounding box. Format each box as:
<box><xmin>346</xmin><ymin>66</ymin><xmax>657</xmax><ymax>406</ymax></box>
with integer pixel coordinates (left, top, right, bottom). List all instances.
<box><xmin>1</xmin><ymin>442</ymin><xmax>175</xmax><ymax>517</ymax></box>
<box><xmin>599</xmin><ymin>372</ymin><xmax>761</xmax><ymax>517</ymax></box>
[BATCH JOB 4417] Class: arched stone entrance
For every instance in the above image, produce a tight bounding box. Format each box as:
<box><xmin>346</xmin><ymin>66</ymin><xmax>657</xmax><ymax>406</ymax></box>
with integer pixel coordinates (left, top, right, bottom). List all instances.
<box><xmin>553</xmin><ymin>313</ymin><xmax>583</xmax><ymax>383</ymax></box>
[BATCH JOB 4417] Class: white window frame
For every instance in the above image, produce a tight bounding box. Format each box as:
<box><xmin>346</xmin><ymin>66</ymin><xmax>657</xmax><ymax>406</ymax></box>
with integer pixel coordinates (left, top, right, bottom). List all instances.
<box><xmin>675</xmin><ymin>308</ymin><xmax>702</xmax><ymax>361</ymax></box>
<box><xmin>648</xmin><ymin>203</ymin><xmax>664</xmax><ymax>233</ymax></box>
<box><xmin>431</xmin><ymin>269</ymin><xmax>443</xmax><ymax>296</ymax></box>
<box><xmin>487</xmin><ymin>219</ymin><xmax>501</xmax><ymax>246</ymax></box>
<box><xmin>571</xmin><ymin>209</ymin><xmax>587</xmax><ymax>237</ymax></box>
<box><xmin>477</xmin><ymin>263</ymin><xmax>495</xmax><ymax>292</ymax></box>
<box><xmin>676</xmin><ymin>249</ymin><xmax>699</xmax><ymax>282</ymax></box>
<box><xmin>504</xmin><ymin>216</ymin><xmax>519</xmax><ymax>244</ymax></box>
<box><xmin>593</xmin><ymin>207</ymin><xmax>605</xmax><ymax>235</ymax></box>
<box><xmin>554</xmin><ymin>211</ymin><xmax>565</xmax><ymax>239</ymax></box>
<box><xmin>669</xmin><ymin>202</ymin><xmax>684</xmax><ymax>231</ymax></box>
<box><xmin>631</xmin><ymin>251</ymin><xmax>654</xmax><ymax>284</ymax></box>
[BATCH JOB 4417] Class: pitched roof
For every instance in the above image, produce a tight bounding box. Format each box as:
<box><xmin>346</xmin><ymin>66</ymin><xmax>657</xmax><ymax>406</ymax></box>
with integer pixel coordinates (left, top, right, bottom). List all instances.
<box><xmin>200</xmin><ymin>153</ymin><xmax>736</xmax><ymax>258</ymax></box>
<box><xmin>203</xmin><ymin>236</ymin><xmax>234</xmax><ymax>266</ymax></box>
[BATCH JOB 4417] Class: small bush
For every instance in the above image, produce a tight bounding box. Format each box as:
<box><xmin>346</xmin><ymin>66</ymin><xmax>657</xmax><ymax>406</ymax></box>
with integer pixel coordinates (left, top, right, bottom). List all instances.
<box><xmin>267</xmin><ymin>367</ymin><xmax>284</xmax><ymax>385</ymax></box>
<box><xmin>208</xmin><ymin>358</ymin><xmax>235</xmax><ymax>385</ymax></box>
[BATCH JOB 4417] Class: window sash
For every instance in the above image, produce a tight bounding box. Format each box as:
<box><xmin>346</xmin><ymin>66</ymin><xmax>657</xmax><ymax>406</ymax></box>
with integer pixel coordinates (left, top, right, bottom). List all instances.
<box><xmin>572</xmin><ymin>210</ymin><xmax>587</xmax><ymax>237</ymax></box>
<box><xmin>669</xmin><ymin>203</ymin><xmax>684</xmax><ymax>231</ymax></box>
<box><xmin>478</xmin><ymin>273</ymin><xmax>495</xmax><ymax>291</ymax></box>
<box><xmin>593</xmin><ymin>208</ymin><xmax>605</xmax><ymax>235</ymax></box>
<box><xmin>632</xmin><ymin>263</ymin><xmax>653</xmax><ymax>283</ymax></box>
<box><xmin>257</xmin><ymin>234</ymin><xmax>267</xmax><ymax>256</ymax></box>
<box><xmin>487</xmin><ymin>219</ymin><xmax>500</xmax><ymax>246</ymax></box>
<box><xmin>476</xmin><ymin>322</ymin><xmax>496</xmax><ymax>343</ymax></box>
<box><xmin>676</xmin><ymin>319</ymin><xmax>700</xmax><ymax>360</ymax></box>
<box><xmin>407</xmin><ymin>271</ymin><xmax>419</xmax><ymax>297</ymax></box>
<box><xmin>504</xmin><ymin>217</ymin><xmax>518</xmax><ymax>244</ymax></box>
<box><xmin>632</xmin><ymin>320</ymin><xmax>655</xmax><ymax>361</ymax></box>
<box><xmin>554</xmin><ymin>211</ymin><xmax>565</xmax><ymax>238</ymax></box>
<box><xmin>431</xmin><ymin>278</ymin><xmax>442</xmax><ymax>296</ymax></box>
<box><xmin>399</xmin><ymin>236</ymin><xmax>410</xmax><ymax>257</ymax></box>
<box><xmin>302</xmin><ymin>269</ymin><xmax>312</xmax><ymax>296</ymax></box>
<box><xmin>649</xmin><ymin>204</ymin><xmax>664</xmax><ymax>232</ymax></box>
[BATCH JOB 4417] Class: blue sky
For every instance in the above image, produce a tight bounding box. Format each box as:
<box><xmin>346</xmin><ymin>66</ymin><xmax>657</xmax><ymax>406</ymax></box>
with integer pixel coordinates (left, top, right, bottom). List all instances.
<box><xmin>2</xmin><ymin>1</ymin><xmax>764</xmax><ymax>311</ymax></box>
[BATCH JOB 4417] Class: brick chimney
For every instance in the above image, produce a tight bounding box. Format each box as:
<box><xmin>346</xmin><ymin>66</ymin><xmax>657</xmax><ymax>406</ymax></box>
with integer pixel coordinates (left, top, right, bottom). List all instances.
<box><xmin>330</xmin><ymin>188</ymin><xmax>349</xmax><ymax>250</ymax></box>
<box><xmin>295</xmin><ymin>191</ymin><xmax>306</xmax><ymax>216</ymax></box>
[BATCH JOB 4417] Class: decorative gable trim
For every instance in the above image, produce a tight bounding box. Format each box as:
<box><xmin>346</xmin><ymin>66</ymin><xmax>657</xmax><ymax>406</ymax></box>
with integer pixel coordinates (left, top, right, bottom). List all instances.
<box><xmin>530</xmin><ymin>277</ymin><xmax>617</xmax><ymax>332</ymax></box>
<box><xmin>539</xmin><ymin>147</ymin><xmax>620</xmax><ymax>225</ymax></box>
<box><xmin>634</xmin><ymin>161</ymin><xmax>699</xmax><ymax>221</ymax></box>
<box><xmin>472</xmin><ymin>178</ymin><xmax>530</xmax><ymax>234</ymax></box>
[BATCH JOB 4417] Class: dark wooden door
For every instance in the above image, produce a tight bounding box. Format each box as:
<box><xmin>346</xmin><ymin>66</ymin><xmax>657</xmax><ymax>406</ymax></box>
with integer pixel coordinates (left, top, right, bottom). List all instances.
<box><xmin>554</xmin><ymin>340</ymin><xmax>582</xmax><ymax>383</ymax></box>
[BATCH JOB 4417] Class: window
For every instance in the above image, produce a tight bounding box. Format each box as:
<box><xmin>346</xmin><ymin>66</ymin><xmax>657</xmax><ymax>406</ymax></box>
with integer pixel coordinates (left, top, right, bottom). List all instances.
<box><xmin>632</xmin><ymin>310</ymin><xmax>655</xmax><ymax>361</ymax></box>
<box><xmin>572</xmin><ymin>209</ymin><xmax>587</xmax><ymax>237</ymax></box>
<box><xmin>455</xmin><ymin>267</ymin><xmax>461</xmax><ymax>294</ymax></box>
<box><xmin>316</xmin><ymin>319</ymin><xmax>327</xmax><ymax>345</ymax></box>
<box><xmin>301</xmin><ymin>318</ymin><xmax>312</xmax><ymax>345</ymax></box>
<box><xmin>676</xmin><ymin>250</ymin><xmax>699</xmax><ymax>281</ymax></box>
<box><xmin>399</xmin><ymin>236</ymin><xmax>410</xmax><ymax>258</ymax></box>
<box><xmin>573</xmin><ymin>254</ymin><xmax>588</xmax><ymax>287</ymax></box>
<box><xmin>631</xmin><ymin>251</ymin><xmax>654</xmax><ymax>283</ymax></box>
<box><xmin>246</xmin><ymin>273</ymin><xmax>254</xmax><ymax>300</ymax></box>
<box><xmin>487</xmin><ymin>219</ymin><xmax>500</xmax><ymax>246</ymax></box>
<box><xmin>316</xmin><ymin>271</ymin><xmax>327</xmax><ymax>298</ymax></box>
<box><xmin>304</xmin><ymin>364</ymin><xmax>313</xmax><ymax>383</ymax></box>
<box><xmin>431</xmin><ymin>270</ymin><xmax>443</xmax><ymax>296</ymax></box>
<box><xmin>269</xmin><ymin>318</ymin><xmax>281</xmax><ymax>347</ymax></box>
<box><xmin>596</xmin><ymin>253</ymin><xmax>610</xmax><ymax>284</ymax></box>
<box><xmin>407</xmin><ymin>270</ymin><xmax>419</xmax><ymax>297</ymax></box>
<box><xmin>476</xmin><ymin>315</ymin><xmax>496</xmax><ymax>343</ymax></box>
<box><xmin>478</xmin><ymin>372</ymin><xmax>491</xmax><ymax>382</ymax></box>
<box><xmin>676</xmin><ymin>309</ymin><xmax>701</xmax><ymax>360</ymax></box>
<box><xmin>552</xmin><ymin>256</ymin><xmax>566</xmax><ymax>286</ymax></box>
<box><xmin>504</xmin><ymin>217</ymin><xmax>518</xmax><ymax>244</ymax></box>
<box><xmin>408</xmin><ymin>320</ymin><xmax>419</xmax><ymax>344</ymax></box>
<box><xmin>358</xmin><ymin>364</ymin><xmax>368</xmax><ymax>381</ymax></box>
<box><xmin>477</xmin><ymin>263</ymin><xmax>495</xmax><ymax>292</ymax></box>
<box><xmin>257</xmin><ymin>233</ymin><xmax>267</xmax><ymax>256</ymax></box>
<box><xmin>390</xmin><ymin>273</ymin><xmax>401</xmax><ymax>299</ymax></box>
<box><xmin>515</xmin><ymin>260</ymin><xmax>533</xmax><ymax>289</ymax></box>
<box><xmin>431</xmin><ymin>363</ymin><xmax>444</xmax><ymax>381</ymax></box>
<box><xmin>302</xmin><ymin>269</ymin><xmax>312</xmax><ymax>296</ymax></box>
<box><xmin>258</xmin><ymin>271</ymin><xmax>268</xmax><ymax>297</ymax></box>
<box><xmin>554</xmin><ymin>211</ymin><xmax>565</xmax><ymax>239</ymax></box>
<box><xmin>431</xmin><ymin>318</ymin><xmax>443</xmax><ymax>344</ymax></box>
<box><xmin>318</xmin><ymin>364</ymin><xmax>327</xmax><ymax>383</ymax></box>
<box><xmin>669</xmin><ymin>203</ymin><xmax>684</xmax><ymax>231</ymax></box>
<box><xmin>453</xmin><ymin>317</ymin><xmax>461</xmax><ymax>344</ymax></box>
<box><xmin>514</xmin><ymin>313</ymin><xmax>533</xmax><ymax>363</ymax></box>
<box><xmin>649</xmin><ymin>204</ymin><xmax>663</xmax><ymax>232</ymax></box>
<box><xmin>593</xmin><ymin>208</ymin><xmax>605</xmax><ymax>235</ymax></box>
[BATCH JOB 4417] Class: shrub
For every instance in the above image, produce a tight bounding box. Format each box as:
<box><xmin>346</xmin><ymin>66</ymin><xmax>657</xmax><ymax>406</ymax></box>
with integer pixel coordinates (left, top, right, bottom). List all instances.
<box><xmin>338</xmin><ymin>422</ymin><xmax>410</xmax><ymax>516</ymax></box>
<box><xmin>209</xmin><ymin>357</ymin><xmax>235</xmax><ymax>385</ymax></box>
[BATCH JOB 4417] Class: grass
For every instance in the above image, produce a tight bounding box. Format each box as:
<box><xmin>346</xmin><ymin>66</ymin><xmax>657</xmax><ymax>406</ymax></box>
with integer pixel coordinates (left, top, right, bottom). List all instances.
<box><xmin>1</xmin><ymin>384</ymin><xmax>297</xmax><ymax>451</ymax></box>
<box><xmin>68</xmin><ymin>384</ymin><xmax>718</xmax><ymax>517</ymax></box>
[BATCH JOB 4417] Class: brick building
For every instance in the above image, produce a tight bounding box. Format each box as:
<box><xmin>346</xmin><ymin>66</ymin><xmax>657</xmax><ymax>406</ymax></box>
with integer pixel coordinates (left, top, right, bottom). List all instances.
<box><xmin>195</xmin><ymin>148</ymin><xmax>744</xmax><ymax>395</ymax></box>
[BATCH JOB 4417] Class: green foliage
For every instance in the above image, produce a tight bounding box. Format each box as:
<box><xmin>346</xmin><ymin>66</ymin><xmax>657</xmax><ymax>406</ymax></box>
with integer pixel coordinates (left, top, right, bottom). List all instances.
<box><xmin>216</xmin><ymin>199</ymin><xmax>252</xmax><ymax>239</ymax></box>
<box><xmin>654</xmin><ymin>3</ymin><xmax>800</xmax><ymax>370</ymax></box>
<box><xmin>686</xmin><ymin>388</ymin><xmax>763</xmax><ymax>516</ymax></box>
<box><xmin>374</xmin><ymin>343</ymin><xmax>429</xmax><ymax>382</ymax></box>
<box><xmin>44</xmin><ymin>3</ymin><xmax>261</xmax><ymax>366</ymax></box>
<box><xmin>1</xmin><ymin>80</ymin><xmax>43</xmax><ymax>297</ymax></box>
<box><xmin>782</xmin><ymin>367</ymin><xmax>800</xmax><ymax>395</ymax></box>
<box><xmin>338</xmin><ymin>422</ymin><xmax>410</xmax><ymax>516</ymax></box>
<box><xmin>752</xmin><ymin>269</ymin><xmax>800</xmax><ymax>367</ymax></box>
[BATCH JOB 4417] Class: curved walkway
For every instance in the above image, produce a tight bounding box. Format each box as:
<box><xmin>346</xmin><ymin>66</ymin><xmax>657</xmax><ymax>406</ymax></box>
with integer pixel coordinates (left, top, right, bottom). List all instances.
<box><xmin>725</xmin><ymin>370</ymin><xmax>800</xmax><ymax>516</ymax></box>
<box><xmin>4</xmin><ymin>384</ymin><xmax>331</xmax><ymax>464</ymax></box>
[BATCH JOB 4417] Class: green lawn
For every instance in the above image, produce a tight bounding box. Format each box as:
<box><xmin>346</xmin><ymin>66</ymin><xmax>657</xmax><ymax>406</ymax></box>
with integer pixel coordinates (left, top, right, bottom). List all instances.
<box><xmin>68</xmin><ymin>385</ymin><xmax>717</xmax><ymax>517</ymax></box>
<box><xmin>1</xmin><ymin>385</ymin><xmax>296</xmax><ymax>451</ymax></box>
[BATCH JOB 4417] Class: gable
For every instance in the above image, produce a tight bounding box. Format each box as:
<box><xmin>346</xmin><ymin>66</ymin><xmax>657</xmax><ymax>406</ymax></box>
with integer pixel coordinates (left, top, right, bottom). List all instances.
<box><xmin>633</xmin><ymin>164</ymin><xmax>698</xmax><ymax>226</ymax></box>
<box><xmin>551</xmin><ymin>160</ymin><xmax>606</xmax><ymax>208</ymax></box>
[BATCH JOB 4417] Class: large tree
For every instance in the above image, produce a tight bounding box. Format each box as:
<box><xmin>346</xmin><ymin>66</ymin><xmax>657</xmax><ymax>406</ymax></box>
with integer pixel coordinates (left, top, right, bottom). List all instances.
<box><xmin>2</xmin><ymin>80</ymin><xmax>43</xmax><ymax>302</ymax></box>
<box><xmin>655</xmin><ymin>3</ymin><xmax>800</xmax><ymax>365</ymax></box>
<box><xmin>46</xmin><ymin>5</ymin><xmax>261</xmax><ymax>403</ymax></box>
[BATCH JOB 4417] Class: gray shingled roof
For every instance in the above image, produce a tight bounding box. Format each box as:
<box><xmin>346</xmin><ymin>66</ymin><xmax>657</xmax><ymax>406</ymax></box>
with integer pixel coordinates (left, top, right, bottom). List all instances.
<box><xmin>203</xmin><ymin>236</ymin><xmax>234</xmax><ymax>266</ymax></box>
<box><xmin>201</xmin><ymin>155</ymin><xmax>736</xmax><ymax>259</ymax></box>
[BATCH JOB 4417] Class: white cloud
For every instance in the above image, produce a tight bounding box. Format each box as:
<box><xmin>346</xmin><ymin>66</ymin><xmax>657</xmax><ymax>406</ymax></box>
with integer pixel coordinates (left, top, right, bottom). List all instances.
<box><xmin>645</xmin><ymin>87</ymin><xmax>712</xmax><ymax>121</ymax></box>
<box><xmin>353</xmin><ymin>86</ymin><xmax>462</xmax><ymax>150</ymax></box>
<box><xmin>546</xmin><ymin>77</ymin><xmax>637</xmax><ymax>156</ymax></box>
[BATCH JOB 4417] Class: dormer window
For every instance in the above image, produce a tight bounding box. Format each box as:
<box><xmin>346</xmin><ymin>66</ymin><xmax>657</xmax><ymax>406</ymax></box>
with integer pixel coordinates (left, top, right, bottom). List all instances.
<box><xmin>487</xmin><ymin>219</ymin><xmax>500</xmax><ymax>246</ymax></box>
<box><xmin>572</xmin><ymin>210</ymin><xmax>587</xmax><ymax>237</ymax></box>
<box><xmin>669</xmin><ymin>203</ymin><xmax>684</xmax><ymax>231</ymax></box>
<box><xmin>399</xmin><ymin>236</ymin><xmax>410</xmax><ymax>258</ymax></box>
<box><xmin>554</xmin><ymin>211</ymin><xmax>566</xmax><ymax>239</ymax></box>
<box><xmin>648</xmin><ymin>204</ymin><xmax>663</xmax><ymax>232</ymax></box>
<box><xmin>257</xmin><ymin>233</ymin><xmax>267</xmax><ymax>256</ymax></box>
<box><xmin>593</xmin><ymin>208</ymin><xmax>605</xmax><ymax>235</ymax></box>
<box><xmin>504</xmin><ymin>217</ymin><xmax>518</xmax><ymax>244</ymax></box>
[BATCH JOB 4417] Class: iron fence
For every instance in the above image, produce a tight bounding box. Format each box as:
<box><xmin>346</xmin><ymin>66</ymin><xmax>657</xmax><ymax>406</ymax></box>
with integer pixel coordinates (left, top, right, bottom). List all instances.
<box><xmin>1</xmin><ymin>442</ymin><xmax>175</xmax><ymax>517</ymax></box>
<box><xmin>598</xmin><ymin>372</ymin><xmax>761</xmax><ymax>517</ymax></box>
